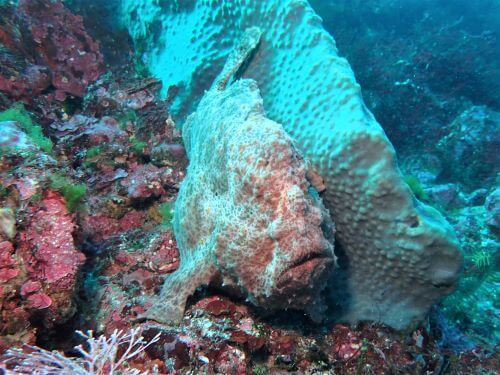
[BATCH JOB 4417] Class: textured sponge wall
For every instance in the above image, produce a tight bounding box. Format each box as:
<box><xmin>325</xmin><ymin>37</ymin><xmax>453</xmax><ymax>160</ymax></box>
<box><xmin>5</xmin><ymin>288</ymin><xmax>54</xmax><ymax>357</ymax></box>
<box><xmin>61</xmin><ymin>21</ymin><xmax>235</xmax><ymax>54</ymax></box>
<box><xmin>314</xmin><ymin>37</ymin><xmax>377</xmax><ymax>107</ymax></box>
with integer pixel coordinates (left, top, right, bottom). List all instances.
<box><xmin>122</xmin><ymin>0</ymin><xmax>462</xmax><ymax>329</ymax></box>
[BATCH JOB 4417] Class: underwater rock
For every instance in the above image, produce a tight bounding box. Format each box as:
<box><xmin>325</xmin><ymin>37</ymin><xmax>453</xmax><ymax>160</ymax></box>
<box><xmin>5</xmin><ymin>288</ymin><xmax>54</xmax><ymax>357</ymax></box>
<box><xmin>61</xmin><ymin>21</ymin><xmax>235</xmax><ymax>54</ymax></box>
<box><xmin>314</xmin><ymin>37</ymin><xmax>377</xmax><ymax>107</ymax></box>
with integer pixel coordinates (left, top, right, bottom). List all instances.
<box><xmin>0</xmin><ymin>191</ymin><xmax>85</xmax><ymax>350</ymax></box>
<box><xmin>140</xmin><ymin>28</ymin><xmax>335</xmax><ymax>324</ymax></box>
<box><xmin>85</xmin><ymin>77</ymin><xmax>162</xmax><ymax>115</ymax></box>
<box><xmin>437</xmin><ymin>106</ymin><xmax>500</xmax><ymax>188</ymax></box>
<box><xmin>150</xmin><ymin>143</ymin><xmax>186</xmax><ymax>167</ymax></box>
<box><xmin>400</xmin><ymin>153</ymin><xmax>443</xmax><ymax>184</ymax></box>
<box><xmin>440</xmin><ymin>200</ymin><xmax>499</xmax><ymax>347</ymax></box>
<box><xmin>76</xmin><ymin>116</ymin><xmax>127</xmax><ymax>145</ymax></box>
<box><xmin>80</xmin><ymin>229</ymin><xmax>180</xmax><ymax>334</ymax></box>
<box><xmin>121</xmin><ymin>164</ymin><xmax>174</xmax><ymax>201</ymax></box>
<box><xmin>0</xmin><ymin>208</ymin><xmax>16</xmax><ymax>240</ymax></box>
<box><xmin>0</xmin><ymin>121</ymin><xmax>39</xmax><ymax>156</ymax></box>
<box><xmin>122</xmin><ymin>0</ymin><xmax>462</xmax><ymax>329</ymax></box>
<box><xmin>0</xmin><ymin>64</ymin><xmax>51</xmax><ymax>102</ymax></box>
<box><xmin>0</xmin><ymin>3</ymin><xmax>51</xmax><ymax>104</ymax></box>
<box><xmin>17</xmin><ymin>0</ymin><xmax>104</xmax><ymax>101</ymax></box>
<box><xmin>81</xmin><ymin>211</ymin><xmax>146</xmax><ymax>243</ymax></box>
<box><xmin>17</xmin><ymin>191</ymin><xmax>85</xmax><ymax>326</ymax></box>
<box><xmin>0</xmin><ymin>0</ymin><xmax>103</xmax><ymax>104</ymax></box>
<box><xmin>485</xmin><ymin>188</ymin><xmax>500</xmax><ymax>234</ymax></box>
<box><xmin>424</xmin><ymin>183</ymin><xmax>464</xmax><ymax>210</ymax></box>
<box><xmin>466</xmin><ymin>188</ymin><xmax>489</xmax><ymax>206</ymax></box>
<box><xmin>102</xmin><ymin>292</ymin><xmax>500</xmax><ymax>374</ymax></box>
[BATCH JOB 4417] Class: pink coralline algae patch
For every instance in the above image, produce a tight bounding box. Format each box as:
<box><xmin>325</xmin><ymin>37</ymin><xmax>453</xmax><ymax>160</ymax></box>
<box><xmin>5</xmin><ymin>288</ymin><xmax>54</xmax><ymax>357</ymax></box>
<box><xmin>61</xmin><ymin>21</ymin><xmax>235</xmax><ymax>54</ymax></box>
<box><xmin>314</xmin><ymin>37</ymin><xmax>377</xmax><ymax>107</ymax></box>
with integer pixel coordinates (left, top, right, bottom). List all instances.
<box><xmin>81</xmin><ymin>211</ymin><xmax>146</xmax><ymax>242</ymax></box>
<box><xmin>0</xmin><ymin>65</ymin><xmax>51</xmax><ymax>101</ymax></box>
<box><xmin>0</xmin><ymin>191</ymin><xmax>85</xmax><ymax>350</ymax></box>
<box><xmin>20</xmin><ymin>191</ymin><xmax>85</xmax><ymax>286</ymax></box>
<box><xmin>329</xmin><ymin>325</ymin><xmax>362</xmax><ymax>361</ymax></box>
<box><xmin>26</xmin><ymin>293</ymin><xmax>52</xmax><ymax>309</ymax></box>
<box><xmin>20</xmin><ymin>281</ymin><xmax>42</xmax><ymax>297</ymax></box>
<box><xmin>0</xmin><ymin>5</ymin><xmax>52</xmax><ymax>104</ymax></box>
<box><xmin>17</xmin><ymin>0</ymin><xmax>104</xmax><ymax>101</ymax></box>
<box><xmin>0</xmin><ymin>241</ymin><xmax>20</xmax><ymax>283</ymax></box>
<box><xmin>122</xmin><ymin>164</ymin><xmax>175</xmax><ymax>200</ymax></box>
<box><xmin>0</xmin><ymin>268</ymin><xmax>19</xmax><ymax>283</ymax></box>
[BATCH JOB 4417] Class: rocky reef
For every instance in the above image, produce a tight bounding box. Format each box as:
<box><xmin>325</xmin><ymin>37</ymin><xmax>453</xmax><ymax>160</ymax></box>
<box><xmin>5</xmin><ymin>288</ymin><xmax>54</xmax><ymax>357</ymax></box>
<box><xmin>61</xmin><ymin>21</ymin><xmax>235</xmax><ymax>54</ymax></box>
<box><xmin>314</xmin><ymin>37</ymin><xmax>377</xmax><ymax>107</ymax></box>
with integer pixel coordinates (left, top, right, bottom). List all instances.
<box><xmin>0</xmin><ymin>0</ymin><xmax>103</xmax><ymax>105</ymax></box>
<box><xmin>0</xmin><ymin>0</ymin><xmax>497</xmax><ymax>373</ymax></box>
<box><xmin>121</xmin><ymin>0</ymin><xmax>462</xmax><ymax>330</ymax></box>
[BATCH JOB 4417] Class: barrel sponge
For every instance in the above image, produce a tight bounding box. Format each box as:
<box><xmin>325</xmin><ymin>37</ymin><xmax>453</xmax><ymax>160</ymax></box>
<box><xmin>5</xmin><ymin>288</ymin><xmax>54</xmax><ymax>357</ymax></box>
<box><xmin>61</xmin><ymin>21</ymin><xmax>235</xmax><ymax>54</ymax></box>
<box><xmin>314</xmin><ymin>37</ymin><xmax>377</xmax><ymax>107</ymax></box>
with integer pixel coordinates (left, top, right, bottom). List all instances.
<box><xmin>141</xmin><ymin>31</ymin><xmax>336</xmax><ymax>324</ymax></box>
<box><xmin>122</xmin><ymin>0</ymin><xmax>462</xmax><ymax>329</ymax></box>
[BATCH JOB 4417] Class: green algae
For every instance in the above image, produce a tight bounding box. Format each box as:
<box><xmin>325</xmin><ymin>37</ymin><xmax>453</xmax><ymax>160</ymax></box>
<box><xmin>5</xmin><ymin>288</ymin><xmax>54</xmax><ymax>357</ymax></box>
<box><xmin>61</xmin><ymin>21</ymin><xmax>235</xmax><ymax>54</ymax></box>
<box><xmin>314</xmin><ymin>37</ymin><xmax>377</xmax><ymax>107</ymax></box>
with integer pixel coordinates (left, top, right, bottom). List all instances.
<box><xmin>404</xmin><ymin>175</ymin><xmax>428</xmax><ymax>201</ymax></box>
<box><xmin>83</xmin><ymin>146</ymin><xmax>102</xmax><ymax>168</ymax></box>
<box><xmin>158</xmin><ymin>201</ymin><xmax>174</xmax><ymax>228</ymax></box>
<box><xmin>117</xmin><ymin>109</ymin><xmax>138</xmax><ymax>130</ymax></box>
<box><xmin>130</xmin><ymin>137</ymin><xmax>147</xmax><ymax>155</ymax></box>
<box><xmin>49</xmin><ymin>173</ymin><xmax>87</xmax><ymax>212</ymax></box>
<box><xmin>0</xmin><ymin>104</ymin><xmax>53</xmax><ymax>154</ymax></box>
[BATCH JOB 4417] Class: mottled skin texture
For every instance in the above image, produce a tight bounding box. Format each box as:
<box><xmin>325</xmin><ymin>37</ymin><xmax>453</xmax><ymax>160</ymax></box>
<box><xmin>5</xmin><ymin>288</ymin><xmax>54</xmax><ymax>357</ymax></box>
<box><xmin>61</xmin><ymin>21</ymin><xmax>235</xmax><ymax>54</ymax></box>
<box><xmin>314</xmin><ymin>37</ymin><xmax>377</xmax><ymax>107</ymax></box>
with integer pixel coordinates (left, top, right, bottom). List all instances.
<box><xmin>142</xmin><ymin>30</ymin><xmax>335</xmax><ymax>323</ymax></box>
<box><xmin>123</xmin><ymin>0</ymin><xmax>462</xmax><ymax>329</ymax></box>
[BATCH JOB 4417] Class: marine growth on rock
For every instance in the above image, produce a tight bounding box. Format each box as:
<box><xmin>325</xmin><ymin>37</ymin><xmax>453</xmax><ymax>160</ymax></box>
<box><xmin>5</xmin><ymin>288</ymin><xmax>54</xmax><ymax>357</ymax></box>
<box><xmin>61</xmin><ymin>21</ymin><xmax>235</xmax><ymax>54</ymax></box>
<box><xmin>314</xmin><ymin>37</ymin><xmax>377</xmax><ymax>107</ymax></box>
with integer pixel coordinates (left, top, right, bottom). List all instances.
<box><xmin>2</xmin><ymin>0</ymin><xmax>498</xmax><ymax>373</ymax></box>
<box><xmin>122</xmin><ymin>0</ymin><xmax>463</xmax><ymax>329</ymax></box>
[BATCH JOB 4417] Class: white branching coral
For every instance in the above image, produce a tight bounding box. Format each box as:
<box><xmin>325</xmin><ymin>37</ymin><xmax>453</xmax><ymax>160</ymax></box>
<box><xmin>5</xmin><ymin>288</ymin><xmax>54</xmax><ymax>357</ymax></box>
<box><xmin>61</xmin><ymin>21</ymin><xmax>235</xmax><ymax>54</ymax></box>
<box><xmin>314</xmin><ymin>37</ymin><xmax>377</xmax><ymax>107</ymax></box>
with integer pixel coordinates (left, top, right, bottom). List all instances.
<box><xmin>1</xmin><ymin>328</ymin><xmax>161</xmax><ymax>375</ymax></box>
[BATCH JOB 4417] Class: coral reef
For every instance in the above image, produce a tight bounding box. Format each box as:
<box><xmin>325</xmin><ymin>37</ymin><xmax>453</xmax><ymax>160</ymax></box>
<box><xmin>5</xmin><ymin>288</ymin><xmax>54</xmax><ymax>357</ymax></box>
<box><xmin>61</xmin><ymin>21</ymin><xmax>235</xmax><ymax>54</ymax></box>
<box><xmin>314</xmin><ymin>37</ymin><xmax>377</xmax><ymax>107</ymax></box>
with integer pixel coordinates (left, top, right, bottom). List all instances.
<box><xmin>142</xmin><ymin>28</ymin><xmax>335</xmax><ymax>324</ymax></box>
<box><xmin>0</xmin><ymin>0</ymin><xmax>103</xmax><ymax>106</ymax></box>
<box><xmin>5</xmin><ymin>294</ymin><xmax>498</xmax><ymax>374</ymax></box>
<box><xmin>315</xmin><ymin>2</ymin><xmax>498</xmax><ymax>344</ymax></box>
<box><xmin>437</xmin><ymin>106</ymin><xmax>499</xmax><ymax>189</ymax></box>
<box><xmin>0</xmin><ymin>0</ymin><xmax>497</xmax><ymax>373</ymax></box>
<box><xmin>0</xmin><ymin>187</ymin><xmax>84</xmax><ymax>350</ymax></box>
<box><xmin>121</xmin><ymin>0</ymin><xmax>462</xmax><ymax>329</ymax></box>
<box><xmin>17</xmin><ymin>0</ymin><xmax>103</xmax><ymax>101</ymax></box>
